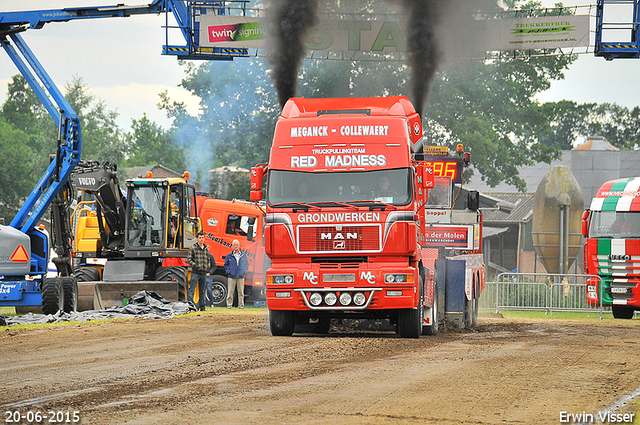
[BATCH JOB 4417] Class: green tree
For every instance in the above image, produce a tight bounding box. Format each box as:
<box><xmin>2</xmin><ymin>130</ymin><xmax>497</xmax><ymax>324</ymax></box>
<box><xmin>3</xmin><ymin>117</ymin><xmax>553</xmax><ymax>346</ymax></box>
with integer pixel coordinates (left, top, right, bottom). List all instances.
<box><xmin>0</xmin><ymin>74</ymin><xmax>58</xmax><ymax>176</ymax></box>
<box><xmin>64</xmin><ymin>76</ymin><xmax>126</xmax><ymax>165</ymax></box>
<box><xmin>0</xmin><ymin>117</ymin><xmax>35</xmax><ymax>221</ymax></box>
<box><xmin>125</xmin><ymin>114</ymin><xmax>186</xmax><ymax>172</ymax></box>
<box><xmin>226</xmin><ymin>173</ymin><xmax>251</xmax><ymax>200</ymax></box>
<box><xmin>582</xmin><ymin>103</ymin><xmax>640</xmax><ymax>149</ymax></box>
<box><xmin>424</xmin><ymin>54</ymin><xmax>574</xmax><ymax>191</ymax></box>
<box><xmin>0</xmin><ymin>74</ymin><xmax>50</xmax><ymax>135</ymax></box>
<box><xmin>537</xmin><ymin>100</ymin><xmax>594</xmax><ymax>150</ymax></box>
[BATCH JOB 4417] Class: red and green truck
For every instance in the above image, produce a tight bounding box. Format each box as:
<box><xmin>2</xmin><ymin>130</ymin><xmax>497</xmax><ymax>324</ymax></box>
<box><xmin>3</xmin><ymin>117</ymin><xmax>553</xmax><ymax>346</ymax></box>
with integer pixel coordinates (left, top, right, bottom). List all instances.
<box><xmin>582</xmin><ymin>177</ymin><xmax>640</xmax><ymax>319</ymax></box>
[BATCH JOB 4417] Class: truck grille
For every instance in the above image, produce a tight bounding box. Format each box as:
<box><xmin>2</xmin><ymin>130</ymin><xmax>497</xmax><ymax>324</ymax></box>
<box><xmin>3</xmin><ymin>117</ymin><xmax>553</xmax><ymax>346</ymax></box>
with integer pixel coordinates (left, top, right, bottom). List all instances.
<box><xmin>297</xmin><ymin>225</ymin><xmax>381</xmax><ymax>253</ymax></box>
<box><xmin>597</xmin><ymin>254</ymin><xmax>640</xmax><ymax>301</ymax></box>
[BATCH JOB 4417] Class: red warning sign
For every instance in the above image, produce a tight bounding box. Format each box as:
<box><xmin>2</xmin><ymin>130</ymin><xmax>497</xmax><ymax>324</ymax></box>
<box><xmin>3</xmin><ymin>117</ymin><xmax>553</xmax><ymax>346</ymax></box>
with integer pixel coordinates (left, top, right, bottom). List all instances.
<box><xmin>11</xmin><ymin>246</ymin><xmax>29</xmax><ymax>263</ymax></box>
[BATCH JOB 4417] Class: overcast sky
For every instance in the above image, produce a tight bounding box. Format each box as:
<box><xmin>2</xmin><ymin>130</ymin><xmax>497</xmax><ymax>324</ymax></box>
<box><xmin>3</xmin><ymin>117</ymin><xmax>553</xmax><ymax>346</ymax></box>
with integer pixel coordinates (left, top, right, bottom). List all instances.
<box><xmin>0</xmin><ymin>1</ymin><xmax>638</xmax><ymax>131</ymax></box>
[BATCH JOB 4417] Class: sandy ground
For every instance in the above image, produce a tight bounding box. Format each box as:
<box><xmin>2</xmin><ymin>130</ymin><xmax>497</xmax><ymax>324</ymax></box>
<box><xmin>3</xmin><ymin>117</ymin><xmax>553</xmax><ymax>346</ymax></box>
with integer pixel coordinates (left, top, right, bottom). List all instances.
<box><xmin>1</xmin><ymin>309</ymin><xmax>640</xmax><ymax>425</ymax></box>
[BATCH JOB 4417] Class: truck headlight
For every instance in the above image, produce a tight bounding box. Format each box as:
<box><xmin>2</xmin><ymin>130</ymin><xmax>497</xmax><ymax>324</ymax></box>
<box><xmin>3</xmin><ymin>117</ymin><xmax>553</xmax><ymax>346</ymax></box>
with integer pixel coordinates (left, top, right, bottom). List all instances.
<box><xmin>270</xmin><ymin>275</ymin><xmax>294</xmax><ymax>284</ymax></box>
<box><xmin>353</xmin><ymin>292</ymin><xmax>366</xmax><ymax>306</ymax></box>
<box><xmin>384</xmin><ymin>274</ymin><xmax>413</xmax><ymax>283</ymax></box>
<box><xmin>309</xmin><ymin>292</ymin><xmax>323</xmax><ymax>306</ymax></box>
<box><xmin>324</xmin><ymin>292</ymin><xmax>337</xmax><ymax>306</ymax></box>
<box><xmin>339</xmin><ymin>292</ymin><xmax>352</xmax><ymax>306</ymax></box>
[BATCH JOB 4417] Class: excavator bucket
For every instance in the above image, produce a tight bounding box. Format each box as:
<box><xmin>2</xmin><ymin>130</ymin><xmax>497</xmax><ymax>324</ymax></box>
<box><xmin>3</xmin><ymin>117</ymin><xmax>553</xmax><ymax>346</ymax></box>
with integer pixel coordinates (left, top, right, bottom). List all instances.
<box><xmin>77</xmin><ymin>281</ymin><xmax>181</xmax><ymax>311</ymax></box>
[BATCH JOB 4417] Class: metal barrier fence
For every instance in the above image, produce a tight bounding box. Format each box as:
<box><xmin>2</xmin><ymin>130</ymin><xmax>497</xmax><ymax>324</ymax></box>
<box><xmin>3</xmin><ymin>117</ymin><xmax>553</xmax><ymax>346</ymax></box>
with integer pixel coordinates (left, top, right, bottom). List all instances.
<box><xmin>479</xmin><ymin>273</ymin><xmax>608</xmax><ymax>318</ymax></box>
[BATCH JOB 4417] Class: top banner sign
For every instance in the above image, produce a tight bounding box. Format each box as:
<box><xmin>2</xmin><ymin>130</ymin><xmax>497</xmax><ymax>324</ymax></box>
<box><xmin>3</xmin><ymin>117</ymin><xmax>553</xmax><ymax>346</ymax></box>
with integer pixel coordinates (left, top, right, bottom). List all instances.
<box><xmin>482</xmin><ymin>15</ymin><xmax>590</xmax><ymax>51</ymax></box>
<box><xmin>199</xmin><ymin>14</ymin><xmax>590</xmax><ymax>56</ymax></box>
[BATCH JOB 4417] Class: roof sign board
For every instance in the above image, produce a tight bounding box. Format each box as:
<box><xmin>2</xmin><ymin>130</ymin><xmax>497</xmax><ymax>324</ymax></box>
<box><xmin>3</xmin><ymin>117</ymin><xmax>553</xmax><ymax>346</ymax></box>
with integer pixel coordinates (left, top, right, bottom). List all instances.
<box><xmin>198</xmin><ymin>13</ymin><xmax>590</xmax><ymax>56</ymax></box>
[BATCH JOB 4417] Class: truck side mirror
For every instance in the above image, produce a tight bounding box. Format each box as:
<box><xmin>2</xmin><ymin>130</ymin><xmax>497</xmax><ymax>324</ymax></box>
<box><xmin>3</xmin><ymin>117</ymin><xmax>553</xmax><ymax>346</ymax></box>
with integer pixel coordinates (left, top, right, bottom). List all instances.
<box><xmin>468</xmin><ymin>190</ymin><xmax>479</xmax><ymax>211</ymax></box>
<box><xmin>250</xmin><ymin>166</ymin><xmax>265</xmax><ymax>201</ymax></box>
<box><xmin>581</xmin><ymin>210</ymin><xmax>590</xmax><ymax>237</ymax></box>
<box><xmin>246</xmin><ymin>216</ymin><xmax>256</xmax><ymax>241</ymax></box>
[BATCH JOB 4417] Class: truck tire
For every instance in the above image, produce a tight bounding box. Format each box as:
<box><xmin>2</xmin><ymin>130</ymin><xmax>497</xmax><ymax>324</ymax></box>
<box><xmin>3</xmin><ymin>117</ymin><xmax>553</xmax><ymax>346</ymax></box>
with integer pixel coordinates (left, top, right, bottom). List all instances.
<box><xmin>398</xmin><ymin>280</ymin><xmax>423</xmax><ymax>338</ymax></box>
<box><xmin>74</xmin><ymin>266</ymin><xmax>100</xmax><ymax>282</ymax></box>
<box><xmin>211</xmin><ymin>275</ymin><xmax>228</xmax><ymax>307</ymax></box>
<box><xmin>612</xmin><ymin>305</ymin><xmax>635</xmax><ymax>319</ymax></box>
<box><xmin>422</xmin><ymin>280</ymin><xmax>439</xmax><ymax>336</ymax></box>
<box><xmin>61</xmin><ymin>276</ymin><xmax>78</xmax><ymax>313</ymax></box>
<box><xmin>42</xmin><ymin>277</ymin><xmax>63</xmax><ymax>315</ymax></box>
<box><xmin>464</xmin><ymin>296</ymin><xmax>480</xmax><ymax>329</ymax></box>
<box><xmin>269</xmin><ymin>310</ymin><xmax>294</xmax><ymax>336</ymax></box>
<box><xmin>155</xmin><ymin>266</ymin><xmax>187</xmax><ymax>301</ymax></box>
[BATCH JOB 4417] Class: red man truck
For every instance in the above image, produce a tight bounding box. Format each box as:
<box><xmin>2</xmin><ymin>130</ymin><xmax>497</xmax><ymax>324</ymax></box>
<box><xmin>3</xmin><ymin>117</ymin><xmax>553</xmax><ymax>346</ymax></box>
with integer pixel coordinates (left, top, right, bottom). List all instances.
<box><xmin>251</xmin><ymin>96</ymin><xmax>483</xmax><ymax>337</ymax></box>
<box><xmin>582</xmin><ymin>177</ymin><xmax>640</xmax><ymax>319</ymax></box>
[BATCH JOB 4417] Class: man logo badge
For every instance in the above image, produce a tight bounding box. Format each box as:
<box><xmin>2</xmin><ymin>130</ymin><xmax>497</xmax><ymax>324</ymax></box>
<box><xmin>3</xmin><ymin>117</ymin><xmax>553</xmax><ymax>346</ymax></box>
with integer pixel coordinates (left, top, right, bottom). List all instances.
<box><xmin>334</xmin><ymin>240</ymin><xmax>345</xmax><ymax>250</ymax></box>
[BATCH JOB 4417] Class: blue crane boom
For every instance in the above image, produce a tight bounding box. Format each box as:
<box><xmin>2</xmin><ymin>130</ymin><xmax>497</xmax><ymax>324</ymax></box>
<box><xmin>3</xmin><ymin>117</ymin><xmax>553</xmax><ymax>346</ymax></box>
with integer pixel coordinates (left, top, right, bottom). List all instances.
<box><xmin>0</xmin><ymin>1</ymin><xmax>250</xmax><ymax>313</ymax></box>
<box><xmin>2</xmin><ymin>31</ymin><xmax>81</xmax><ymax>233</ymax></box>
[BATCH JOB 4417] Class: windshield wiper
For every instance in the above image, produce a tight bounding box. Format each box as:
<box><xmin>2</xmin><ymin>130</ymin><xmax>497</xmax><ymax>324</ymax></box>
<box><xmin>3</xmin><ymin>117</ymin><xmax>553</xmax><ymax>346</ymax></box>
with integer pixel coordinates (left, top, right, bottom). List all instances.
<box><xmin>308</xmin><ymin>201</ymin><xmax>358</xmax><ymax>210</ymax></box>
<box><xmin>269</xmin><ymin>202</ymin><xmax>318</xmax><ymax>212</ymax></box>
<box><xmin>346</xmin><ymin>200</ymin><xmax>397</xmax><ymax>211</ymax></box>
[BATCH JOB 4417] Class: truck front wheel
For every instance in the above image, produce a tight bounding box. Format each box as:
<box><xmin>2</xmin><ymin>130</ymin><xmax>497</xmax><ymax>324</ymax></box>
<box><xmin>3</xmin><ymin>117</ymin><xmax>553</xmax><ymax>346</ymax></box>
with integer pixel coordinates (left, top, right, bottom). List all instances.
<box><xmin>211</xmin><ymin>275</ymin><xmax>228</xmax><ymax>307</ymax></box>
<box><xmin>398</xmin><ymin>281</ymin><xmax>424</xmax><ymax>338</ymax></box>
<box><xmin>612</xmin><ymin>305</ymin><xmax>635</xmax><ymax>319</ymax></box>
<box><xmin>270</xmin><ymin>310</ymin><xmax>294</xmax><ymax>336</ymax></box>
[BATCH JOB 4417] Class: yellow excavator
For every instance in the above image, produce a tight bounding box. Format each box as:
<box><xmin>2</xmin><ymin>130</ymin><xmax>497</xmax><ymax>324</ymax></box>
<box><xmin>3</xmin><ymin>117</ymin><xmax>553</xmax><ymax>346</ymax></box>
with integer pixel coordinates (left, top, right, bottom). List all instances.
<box><xmin>70</xmin><ymin>161</ymin><xmax>201</xmax><ymax>310</ymax></box>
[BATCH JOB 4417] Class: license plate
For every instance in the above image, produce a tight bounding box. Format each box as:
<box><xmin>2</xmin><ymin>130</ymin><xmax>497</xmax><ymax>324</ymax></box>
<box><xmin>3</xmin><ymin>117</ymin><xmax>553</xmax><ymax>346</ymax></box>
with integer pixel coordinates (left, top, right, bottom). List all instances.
<box><xmin>611</xmin><ymin>287</ymin><xmax>628</xmax><ymax>294</ymax></box>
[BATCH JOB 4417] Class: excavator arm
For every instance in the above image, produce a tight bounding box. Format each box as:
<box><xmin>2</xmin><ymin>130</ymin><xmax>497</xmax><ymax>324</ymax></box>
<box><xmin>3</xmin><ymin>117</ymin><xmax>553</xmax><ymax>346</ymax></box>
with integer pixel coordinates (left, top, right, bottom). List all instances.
<box><xmin>71</xmin><ymin>161</ymin><xmax>127</xmax><ymax>257</ymax></box>
<box><xmin>0</xmin><ymin>1</ymin><xmax>248</xmax><ymax>311</ymax></box>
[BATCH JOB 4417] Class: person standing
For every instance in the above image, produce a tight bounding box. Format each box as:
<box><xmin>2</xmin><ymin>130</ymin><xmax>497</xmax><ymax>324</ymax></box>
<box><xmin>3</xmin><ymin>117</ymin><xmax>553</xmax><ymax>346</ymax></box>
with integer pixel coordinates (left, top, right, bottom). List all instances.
<box><xmin>206</xmin><ymin>252</ymin><xmax>216</xmax><ymax>308</ymax></box>
<box><xmin>186</xmin><ymin>231</ymin><xmax>211</xmax><ymax>311</ymax></box>
<box><xmin>224</xmin><ymin>239</ymin><xmax>249</xmax><ymax>309</ymax></box>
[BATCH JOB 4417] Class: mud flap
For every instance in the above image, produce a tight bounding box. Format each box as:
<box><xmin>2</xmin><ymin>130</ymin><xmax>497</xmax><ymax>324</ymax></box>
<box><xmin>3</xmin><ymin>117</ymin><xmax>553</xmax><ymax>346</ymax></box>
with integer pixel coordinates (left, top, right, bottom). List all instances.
<box><xmin>437</xmin><ymin>258</ymin><xmax>466</xmax><ymax>331</ymax></box>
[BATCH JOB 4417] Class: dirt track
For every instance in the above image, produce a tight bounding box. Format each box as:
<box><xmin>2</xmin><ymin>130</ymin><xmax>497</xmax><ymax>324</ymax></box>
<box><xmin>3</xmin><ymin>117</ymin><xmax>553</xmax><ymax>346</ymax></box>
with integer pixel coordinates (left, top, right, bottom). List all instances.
<box><xmin>2</xmin><ymin>309</ymin><xmax>640</xmax><ymax>425</ymax></box>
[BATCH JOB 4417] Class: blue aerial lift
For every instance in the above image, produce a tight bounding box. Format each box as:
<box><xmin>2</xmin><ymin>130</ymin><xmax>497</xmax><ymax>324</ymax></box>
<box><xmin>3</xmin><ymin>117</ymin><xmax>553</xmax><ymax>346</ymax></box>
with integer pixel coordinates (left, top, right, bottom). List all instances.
<box><xmin>0</xmin><ymin>1</ymin><xmax>250</xmax><ymax>315</ymax></box>
<box><xmin>595</xmin><ymin>0</ymin><xmax>640</xmax><ymax>60</ymax></box>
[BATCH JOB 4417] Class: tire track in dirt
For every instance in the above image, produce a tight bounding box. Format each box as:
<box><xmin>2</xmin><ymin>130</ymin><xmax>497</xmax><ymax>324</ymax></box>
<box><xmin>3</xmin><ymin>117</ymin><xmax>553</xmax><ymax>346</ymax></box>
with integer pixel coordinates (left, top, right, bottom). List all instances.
<box><xmin>2</xmin><ymin>312</ymin><xmax>639</xmax><ymax>424</ymax></box>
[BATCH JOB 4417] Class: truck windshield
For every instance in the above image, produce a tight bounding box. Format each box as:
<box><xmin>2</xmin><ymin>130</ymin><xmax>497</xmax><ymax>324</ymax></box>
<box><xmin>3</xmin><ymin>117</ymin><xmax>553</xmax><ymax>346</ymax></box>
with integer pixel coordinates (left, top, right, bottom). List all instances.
<box><xmin>267</xmin><ymin>169</ymin><xmax>412</xmax><ymax>206</ymax></box>
<box><xmin>589</xmin><ymin>211</ymin><xmax>640</xmax><ymax>238</ymax></box>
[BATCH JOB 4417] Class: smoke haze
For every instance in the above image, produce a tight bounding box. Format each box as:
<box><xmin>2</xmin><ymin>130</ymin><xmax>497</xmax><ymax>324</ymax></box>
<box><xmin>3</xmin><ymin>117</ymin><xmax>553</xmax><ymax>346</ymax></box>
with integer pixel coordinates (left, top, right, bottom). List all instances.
<box><xmin>402</xmin><ymin>0</ymin><xmax>441</xmax><ymax>118</ymax></box>
<box><xmin>265</xmin><ymin>0</ymin><xmax>499</xmax><ymax>115</ymax></box>
<box><xmin>266</xmin><ymin>0</ymin><xmax>320</xmax><ymax>108</ymax></box>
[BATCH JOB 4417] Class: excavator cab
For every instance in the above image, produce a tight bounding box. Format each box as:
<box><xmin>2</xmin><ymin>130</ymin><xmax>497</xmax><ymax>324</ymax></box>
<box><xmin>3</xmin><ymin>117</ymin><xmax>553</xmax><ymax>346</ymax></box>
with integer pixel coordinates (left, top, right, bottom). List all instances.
<box><xmin>124</xmin><ymin>178</ymin><xmax>200</xmax><ymax>257</ymax></box>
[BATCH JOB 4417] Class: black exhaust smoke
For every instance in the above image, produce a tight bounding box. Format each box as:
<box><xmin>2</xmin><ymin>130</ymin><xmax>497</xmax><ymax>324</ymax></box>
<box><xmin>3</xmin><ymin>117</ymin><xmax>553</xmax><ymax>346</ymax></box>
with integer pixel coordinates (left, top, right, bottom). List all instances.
<box><xmin>267</xmin><ymin>0</ymin><xmax>320</xmax><ymax>108</ymax></box>
<box><xmin>265</xmin><ymin>0</ymin><xmax>491</xmax><ymax>115</ymax></box>
<box><xmin>402</xmin><ymin>0</ymin><xmax>442</xmax><ymax>119</ymax></box>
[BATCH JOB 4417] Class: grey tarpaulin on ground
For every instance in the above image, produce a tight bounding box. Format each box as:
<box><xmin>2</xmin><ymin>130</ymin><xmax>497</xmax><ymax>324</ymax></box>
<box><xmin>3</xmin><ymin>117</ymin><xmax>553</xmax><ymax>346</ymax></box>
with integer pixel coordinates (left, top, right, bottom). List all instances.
<box><xmin>1</xmin><ymin>291</ymin><xmax>196</xmax><ymax>326</ymax></box>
